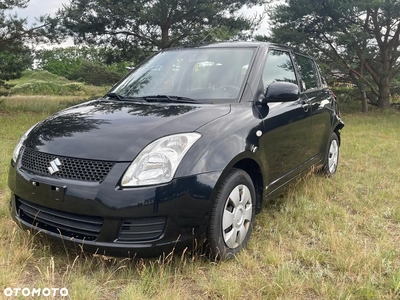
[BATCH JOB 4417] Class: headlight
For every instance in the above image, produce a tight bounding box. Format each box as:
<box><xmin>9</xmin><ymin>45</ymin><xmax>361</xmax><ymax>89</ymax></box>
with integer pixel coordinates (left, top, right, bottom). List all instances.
<box><xmin>121</xmin><ymin>133</ymin><xmax>201</xmax><ymax>187</ymax></box>
<box><xmin>12</xmin><ymin>124</ymin><xmax>37</xmax><ymax>163</ymax></box>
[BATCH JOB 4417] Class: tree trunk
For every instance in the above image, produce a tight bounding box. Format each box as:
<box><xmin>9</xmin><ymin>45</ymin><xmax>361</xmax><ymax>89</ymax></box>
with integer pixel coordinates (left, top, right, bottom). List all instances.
<box><xmin>377</xmin><ymin>75</ymin><xmax>391</xmax><ymax>109</ymax></box>
<box><xmin>377</xmin><ymin>47</ymin><xmax>391</xmax><ymax>109</ymax></box>
<box><xmin>361</xmin><ymin>90</ymin><xmax>368</xmax><ymax>113</ymax></box>
<box><xmin>349</xmin><ymin>64</ymin><xmax>368</xmax><ymax>113</ymax></box>
<box><xmin>359</xmin><ymin>62</ymin><xmax>368</xmax><ymax>112</ymax></box>
<box><xmin>161</xmin><ymin>26</ymin><xmax>170</xmax><ymax>49</ymax></box>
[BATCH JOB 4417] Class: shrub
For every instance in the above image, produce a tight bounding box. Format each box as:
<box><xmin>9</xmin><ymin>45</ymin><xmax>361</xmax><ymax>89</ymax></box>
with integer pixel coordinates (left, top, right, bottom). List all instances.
<box><xmin>330</xmin><ymin>86</ymin><xmax>359</xmax><ymax>103</ymax></box>
<box><xmin>69</xmin><ymin>61</ymin><xmax>123</xmax><ymax>86</ymax></box>
<box><xmin>10</xmin><ymin>81</ymin><xmax>85</xmax><ymax>96</ymax></box>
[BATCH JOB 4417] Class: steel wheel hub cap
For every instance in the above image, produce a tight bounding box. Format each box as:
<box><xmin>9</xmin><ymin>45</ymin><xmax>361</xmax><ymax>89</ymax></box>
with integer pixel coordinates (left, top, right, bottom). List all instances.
<box><xmin>234</xmin><ymin>207</ymin><xmax>245</xmax><ymax>226</ymax></box>
<box><xmin>328</xmin><ymin>139</ymin><xmax>339</xmax><ymax>174</ymax></box>
<box><xmin>222</xmin><ymin>184</ymin><xmax>253</xmax><ymax>249</ymax></box>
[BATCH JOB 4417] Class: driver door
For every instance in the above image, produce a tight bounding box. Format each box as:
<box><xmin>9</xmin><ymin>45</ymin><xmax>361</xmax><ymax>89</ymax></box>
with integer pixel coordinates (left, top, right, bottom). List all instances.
<box><xmin>259</xmin><ymin>49</ymin><xmax>313</xmax><ymax>191</ymax></box>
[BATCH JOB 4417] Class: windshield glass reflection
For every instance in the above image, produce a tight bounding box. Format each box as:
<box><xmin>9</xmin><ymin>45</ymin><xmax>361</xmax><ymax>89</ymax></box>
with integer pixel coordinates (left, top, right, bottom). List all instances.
<box><xmin>111</xmin><ymin>48</ymin><xmax>255</xmax><ymax>102</ymax></box>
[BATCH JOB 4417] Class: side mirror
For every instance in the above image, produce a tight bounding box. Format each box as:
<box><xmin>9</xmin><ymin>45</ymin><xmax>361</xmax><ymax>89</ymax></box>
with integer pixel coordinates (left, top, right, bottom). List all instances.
<box><xmin>259</xmin><ymin>82</ymin><xmax>300</xmax><ymax>103</ymax></box>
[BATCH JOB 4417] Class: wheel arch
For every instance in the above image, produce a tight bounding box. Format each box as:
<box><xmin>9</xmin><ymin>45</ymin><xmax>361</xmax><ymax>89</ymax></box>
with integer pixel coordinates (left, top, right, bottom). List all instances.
<box><xmin>232</xmin><ymin>159</ymin><xmax>264</xmax><ymax>214</ymax></box>
<box><xmin>333</xmin><ymin>115</ymin><xmax>344</xmax><ymax>146</ymax></box>
<box><xmin>211</xmin><ymin>156</ymin><xmax>264</xmax><ymax>215</ymax></box>
<box><xmin>206</xmin><ymin>161</ymin><xmax>261</xmax><ymax>259</ymax></box>
<box><xmin>334</xmin><ymin>125</ymin><xmax>343</xmax><ymax>146</ymax></box>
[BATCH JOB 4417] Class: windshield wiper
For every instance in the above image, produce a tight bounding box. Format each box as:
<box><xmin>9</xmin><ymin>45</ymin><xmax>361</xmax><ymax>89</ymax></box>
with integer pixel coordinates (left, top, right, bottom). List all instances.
<box><xmin>143</xmin><ymin>95</ymin><xmax>197</xmax><ymax>103</ymax></box>
<box><xmin>105</xmin><ymin>93</ymin><xmax>196</xmax><ymax>103</ymax></box>
<box><xmin>104</xmin><ymin>92</ymin><xmax>147</xmax><ymax>102</ymax></box>
<box><xmin>104</xmin><ymin>92</ymin><xmax>127</xmax><ymax>101</ymax></box>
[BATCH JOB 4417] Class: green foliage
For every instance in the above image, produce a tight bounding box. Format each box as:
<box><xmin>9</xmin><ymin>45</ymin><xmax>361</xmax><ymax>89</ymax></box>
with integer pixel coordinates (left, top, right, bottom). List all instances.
<box><xmin>0</xmin><ymin>45</ymin><xmax>32</xmax><ymax>81</ymax></box>
<box><xmin>5</xmin><ymin>70</ymin><xmax>109</xmax><ymax>97</ymax></box>
<box><xmin>0</xmin><ymin>0</ymin><xmax>56</xmax><ymax>88</ymax></box>
<box><xmin>0</xmin><ymin>0</ymin><xmax>30</xmax><ymax>54</ymax></box>
<box><xmin>35</xmin><ymin>47</ymin><xmax>83</xmax><ymax>79</ymax></box>
<box><xmin>56</xmin><ymin>0</ymin><xmax>266</xmax><ymax>52</ymax></box>
<box><xmin>0</xmin><ymin>1</ymin><xmax>33</xmax><ymax>85</ymax></box>
<box><xmin>35</xmin><ymin>47</ymin><xmax>128</xmax><ymax>86</ymax></box>
<box><xmin>266</xmin><ymin>0</ymin><xmax>400</xmax><ymax>110</ymax></box>
<box><xmin>10</xmin><ymin>81</ymin><xmax>84</xmax><ymax>95</ymax></box>
<box><xmin>69</xmin><ymin>61</ymin><xmax>123</xmax><ymax>86</ymax></box>
<box><xmin>11</xmin><ymin>70</ymin><xmax>69</xmax><ymax>83</ymax></box>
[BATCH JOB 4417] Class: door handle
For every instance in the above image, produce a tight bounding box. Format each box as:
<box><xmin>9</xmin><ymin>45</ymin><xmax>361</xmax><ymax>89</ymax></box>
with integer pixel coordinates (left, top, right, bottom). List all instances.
<box><xmin>301</xmin><ymin>100</ymin><xmax>310</xmax><ymax>112</ymax></box>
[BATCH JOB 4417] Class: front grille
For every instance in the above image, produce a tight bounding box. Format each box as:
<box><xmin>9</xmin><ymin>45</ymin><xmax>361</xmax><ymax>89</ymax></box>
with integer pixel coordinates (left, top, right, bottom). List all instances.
<box><xmin>118</xmin><ymin>217</ymin><xmax>166</xmax><ymax>242</ymax></box>
<box><xmin>20</xmin><ymin>147</ymin><xmax>115</xmax><ymax>182</ymax></box>
<box><xmin>16</xmin><ymin>198</ymin><xmax>103</xmax><ymax>241</ymax></box>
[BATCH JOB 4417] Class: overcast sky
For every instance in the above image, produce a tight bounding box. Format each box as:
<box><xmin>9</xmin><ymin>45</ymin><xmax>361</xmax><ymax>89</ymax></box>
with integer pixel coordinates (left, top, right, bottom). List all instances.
<box><xmin>15</xmin><ymin>0</ymin><xmax>65</xmax><ymax>22</ymax></box>
<box><xmin>14</xmin><ymin>0</ymin><xmax>269</xmax><ymax>39</ymax></box>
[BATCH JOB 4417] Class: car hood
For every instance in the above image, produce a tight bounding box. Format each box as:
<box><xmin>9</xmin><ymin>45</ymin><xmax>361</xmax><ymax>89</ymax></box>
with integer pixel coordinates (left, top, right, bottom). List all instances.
<box><xmin>25</xmin><ymin>99</ymin><xmax>230</xmax><ymax>161</ymax></box>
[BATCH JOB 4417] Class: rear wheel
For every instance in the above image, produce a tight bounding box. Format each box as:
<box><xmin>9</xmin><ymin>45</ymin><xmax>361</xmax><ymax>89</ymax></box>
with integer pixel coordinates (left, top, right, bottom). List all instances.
<box><xmin>323</xmin><ymin>132</ymin><xmax>340</xmax><ymax>176</ymax></box>
<box><xmin>207</xmin><ymin>168</ymin><xmax>256</xmax><ymax>260</ymax></box>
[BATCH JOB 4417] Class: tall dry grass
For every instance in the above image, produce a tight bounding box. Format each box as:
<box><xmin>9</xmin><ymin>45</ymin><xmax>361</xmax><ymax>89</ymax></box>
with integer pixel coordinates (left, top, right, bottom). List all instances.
<box><xmin>0</xmin><ymin>98</ymin><xmax>399</xmax><ymax>299</ymax></box>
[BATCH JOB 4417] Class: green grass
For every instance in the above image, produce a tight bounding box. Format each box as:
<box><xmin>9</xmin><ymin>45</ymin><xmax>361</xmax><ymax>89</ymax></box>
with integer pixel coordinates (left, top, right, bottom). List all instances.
<box><xmin>2</xmin><ymin>70</ymin><xmax>109</xmax><ymax>97</ymax></box>
<box><xmin>7</xmin><ymin>70</ymin><xmax>72</xmax><ymax>84</ymax></box>
<box><xmin>0</xmin><ymin>98</ymin><xmax>399</xmax><ymax>299</ymax></box>
<box><xmin>0</xmin><ymin>95</ymin><xmax>89</xmax><ymax>115</ymax></box>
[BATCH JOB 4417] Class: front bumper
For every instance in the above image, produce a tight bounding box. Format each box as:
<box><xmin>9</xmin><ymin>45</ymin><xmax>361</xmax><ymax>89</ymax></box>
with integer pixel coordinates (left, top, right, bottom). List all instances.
<box><xmin>8</xmin><ymin>160</ymin><xmax>221</xmax><ymax>257</ymax></box>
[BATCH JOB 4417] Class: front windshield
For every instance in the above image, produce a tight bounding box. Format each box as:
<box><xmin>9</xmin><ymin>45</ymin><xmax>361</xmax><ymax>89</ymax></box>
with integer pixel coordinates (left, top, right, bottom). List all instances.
<box><xmin>110</xmin><ymin>47</ymin><xmax>255</xmax><ymax>102</ymax></box>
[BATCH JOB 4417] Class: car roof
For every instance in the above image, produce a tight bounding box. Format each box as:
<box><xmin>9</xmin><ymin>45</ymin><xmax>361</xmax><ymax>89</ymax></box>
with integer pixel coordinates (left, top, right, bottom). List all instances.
<box><xmin>191</xmin><ymin>41</ymin><xmax>306</xmax><ymax>52</ymax></box>
<box><xmin>164</xmin><ymin>41</ymin><xmax>313</xmax><ymax>59</ymax></box>
<box><xmin>198</xmin><ymin>41</ymin><xmax>264</xmax><ymax>48</ymax></box>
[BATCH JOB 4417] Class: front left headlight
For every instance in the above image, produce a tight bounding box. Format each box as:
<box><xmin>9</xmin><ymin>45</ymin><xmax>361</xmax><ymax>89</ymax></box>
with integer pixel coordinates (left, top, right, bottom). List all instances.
<box><xmin>121</xmin><ymin>132</ymin><xmax>201</xmax><ymax>187</ymax></box>
<box><xmin>12</xmin><ymin>124</ymin><xmax>37</xmax><ymax>163</ymax></box>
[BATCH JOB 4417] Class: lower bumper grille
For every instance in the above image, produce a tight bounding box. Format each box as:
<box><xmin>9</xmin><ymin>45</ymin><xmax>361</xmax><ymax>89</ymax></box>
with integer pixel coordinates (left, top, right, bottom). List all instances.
<box><xmin>118</xmin><ymin>217</ymin><xmax>166</xmax><ymax>242</ymax></box>
<box><xmin>16</xmin><ymin>197</ymin><xmax>103</xmax><ymax>241</ymax></box>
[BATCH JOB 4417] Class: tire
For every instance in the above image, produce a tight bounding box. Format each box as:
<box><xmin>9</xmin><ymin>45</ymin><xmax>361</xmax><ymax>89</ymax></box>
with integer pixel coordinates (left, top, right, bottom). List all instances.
<box><xmin>207</xmin><ymin>168</ymin><xmax>256</xmax><ymax>260</ymax></box>
<box><xmin>323</xmin><ymin>132</ymin><xmax>340</xmax><ymax>176</ymax></box>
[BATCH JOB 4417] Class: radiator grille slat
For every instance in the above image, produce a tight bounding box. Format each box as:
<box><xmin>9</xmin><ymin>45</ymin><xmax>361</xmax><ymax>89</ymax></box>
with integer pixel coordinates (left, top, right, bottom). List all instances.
<box><xmin>20</xmin><ymin>147</ymin><xmax>115</xmax><ymax>182</ymax></box>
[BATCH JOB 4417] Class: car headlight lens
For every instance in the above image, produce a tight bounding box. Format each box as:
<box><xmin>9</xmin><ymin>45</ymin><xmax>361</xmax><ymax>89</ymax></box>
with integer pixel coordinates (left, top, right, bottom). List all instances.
<box><xmin>121</xmin><ymin>133</ymin><xmax>201</xmax><ymax>187</ymax></box>
<box><xmin>12</xmin><ymin>124</ymin><xmax>37</xmax><ymax>163</ymax></box>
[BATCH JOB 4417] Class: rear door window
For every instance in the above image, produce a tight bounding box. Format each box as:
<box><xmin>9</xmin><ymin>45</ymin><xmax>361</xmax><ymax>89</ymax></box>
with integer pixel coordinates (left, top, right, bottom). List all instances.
<box><xmin>295</xmin><ymin>54</ymin><xmax>320</xmax><ymax>91</ymax></box>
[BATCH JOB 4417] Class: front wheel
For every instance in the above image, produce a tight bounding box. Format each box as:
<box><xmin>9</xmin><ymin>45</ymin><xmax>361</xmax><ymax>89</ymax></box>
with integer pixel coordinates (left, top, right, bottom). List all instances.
<box><xmin>207</xmin><ymin>169</ymin><xmax>256</xmax><ymax>260</ymax></box>
<box><xmin>323</xmin><ymin>132</ymin><xmax>340</xmax><ymax>176</ymax></box>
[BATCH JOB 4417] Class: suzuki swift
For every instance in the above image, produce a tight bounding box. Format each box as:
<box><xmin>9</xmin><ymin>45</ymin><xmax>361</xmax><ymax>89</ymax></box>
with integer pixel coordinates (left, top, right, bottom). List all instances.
<box><xmin>8</xmin><ymin>42</ymin><xmax>344</xmax><ymax>259</ymax></box>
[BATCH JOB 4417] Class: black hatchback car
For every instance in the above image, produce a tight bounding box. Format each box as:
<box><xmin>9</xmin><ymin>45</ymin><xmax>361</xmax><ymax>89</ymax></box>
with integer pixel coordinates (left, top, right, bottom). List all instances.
<box><xmin>8</xmin><ymin>42</ymin><xmax>344</xmax><ymax>259</ymax></box>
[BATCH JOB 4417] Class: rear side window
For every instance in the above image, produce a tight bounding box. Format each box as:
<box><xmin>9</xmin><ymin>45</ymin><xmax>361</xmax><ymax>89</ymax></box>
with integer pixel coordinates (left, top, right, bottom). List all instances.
<box><xmin>295</xmin><ymin>55</ymin><xmax>319</xmax><ymax>91</ymax></box>
<box><xmin>262</xmin><ymin>50</ymin><xmax>297</xmax><ymax>92</ymax></box>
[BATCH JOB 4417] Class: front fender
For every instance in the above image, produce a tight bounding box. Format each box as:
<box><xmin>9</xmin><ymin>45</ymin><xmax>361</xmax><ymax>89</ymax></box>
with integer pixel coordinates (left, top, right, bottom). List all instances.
<box><xmin>175</xmin><ymin>103</ymin><xmax>267</xmax><ymax>178</ymax></box>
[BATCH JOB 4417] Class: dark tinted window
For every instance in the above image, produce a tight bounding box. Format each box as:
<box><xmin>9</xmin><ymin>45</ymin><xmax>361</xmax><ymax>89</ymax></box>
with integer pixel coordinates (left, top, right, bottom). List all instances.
<box><xmin>262</xmin><ymin>50</ymin><xmax>297</xmax><ymax>91</ymax></box>
<box><xmin>317</xmin><ymin>65</ymin><xmax>328</xmax><ymax>87</ymax></box>
<box><xmin>295</xmin><ymin>54</ymin><xmax>319</xmax><ymax>90</ymax></box>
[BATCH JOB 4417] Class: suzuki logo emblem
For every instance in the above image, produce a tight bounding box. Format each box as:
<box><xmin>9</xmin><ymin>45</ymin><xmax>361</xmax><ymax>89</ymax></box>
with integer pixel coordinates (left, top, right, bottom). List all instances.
<box><xmin>48</xmin><ymin>158</ymin><xmax>62</xmax><ymax>175</ymax></box>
